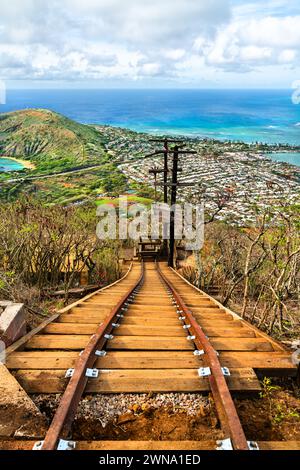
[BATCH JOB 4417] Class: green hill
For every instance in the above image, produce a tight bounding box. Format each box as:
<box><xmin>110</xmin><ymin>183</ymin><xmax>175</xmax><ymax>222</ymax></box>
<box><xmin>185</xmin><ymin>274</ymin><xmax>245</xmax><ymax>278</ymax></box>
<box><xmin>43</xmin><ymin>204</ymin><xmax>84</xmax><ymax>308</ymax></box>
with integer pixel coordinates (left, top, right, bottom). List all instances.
<box><xmin>0</xmin><ymin>109</ymin><xmax>129</xmax><ymax>204</ymax></box>
<box><xmin>0</xmin><ymin>109</ymin><xmax>107</xmax><ymax>172</ymax></box>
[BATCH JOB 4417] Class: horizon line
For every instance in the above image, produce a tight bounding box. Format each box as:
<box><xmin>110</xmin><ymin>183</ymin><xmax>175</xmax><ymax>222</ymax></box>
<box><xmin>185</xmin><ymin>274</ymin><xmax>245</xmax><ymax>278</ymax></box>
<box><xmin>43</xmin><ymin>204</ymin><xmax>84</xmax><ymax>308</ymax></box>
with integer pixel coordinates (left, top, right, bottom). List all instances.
<box><xmin>3</xmin><ymin>87</ymin><xmax>294</xmax><ymax>91</ymax></box>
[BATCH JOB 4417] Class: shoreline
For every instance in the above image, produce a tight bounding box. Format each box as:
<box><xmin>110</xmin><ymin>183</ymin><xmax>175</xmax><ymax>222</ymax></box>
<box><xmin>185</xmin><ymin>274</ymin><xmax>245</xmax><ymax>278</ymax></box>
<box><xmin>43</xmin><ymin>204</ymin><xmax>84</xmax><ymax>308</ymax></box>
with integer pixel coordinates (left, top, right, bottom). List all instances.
<box><xmin>94</xmin><ymin>124</ymin><xmax>300</xmax><ymax>150</ymax></box>
<box><xmin>0</xmin><ymin>156</ymin><xmax>36</xmax><ymax>170</ymax></box>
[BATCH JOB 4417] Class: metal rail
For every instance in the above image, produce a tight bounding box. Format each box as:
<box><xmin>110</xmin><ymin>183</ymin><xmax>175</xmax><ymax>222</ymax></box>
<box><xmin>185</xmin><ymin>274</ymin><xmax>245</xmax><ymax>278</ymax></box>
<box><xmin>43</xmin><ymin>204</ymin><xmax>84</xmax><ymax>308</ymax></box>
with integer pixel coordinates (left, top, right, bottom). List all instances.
<box><xmin>156</xmin><ymin>262</ymin><xmax>249</xmax><ymax>451</ymax></box>
<box><xmin>41</xmin><ymin>262</ymin><xmax>144</xmax><ymax>450</ymax></box>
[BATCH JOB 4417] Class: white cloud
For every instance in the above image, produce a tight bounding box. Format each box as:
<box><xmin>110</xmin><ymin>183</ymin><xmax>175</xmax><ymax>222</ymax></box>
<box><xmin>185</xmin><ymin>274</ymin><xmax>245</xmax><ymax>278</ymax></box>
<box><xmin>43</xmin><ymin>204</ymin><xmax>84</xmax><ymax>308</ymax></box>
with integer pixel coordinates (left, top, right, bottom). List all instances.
<box><xmin>239</xmin><ymin>16</ymin><xmax>300</xmax><ymax>48</ymax></box>
<box><xmin>0</xmin><ymin>0</ymin><xmax>299</xmax><ymax>87</ymax></box>
<box><xmin>163</xmin><ymin>49</ymin><xmax>186</xmax><ymax>61</ymax></box>
<box><xmin>195</xmin><ymin>14</ymin><xmax>300</xmax><ymax>71</ymax></box>
<box><xmin>0</xmin><ymin>0</ymin><xmax>231</xmax><ymax>82</ymax></box>
<box><xmin>278</xmin><ymin>49</ymin><xmax>297</xmax><ymax>63</ymax></box>
<box><xmin>63</xmin><ymin>0</ymin><xmax>230</xmax><ymax>46</ymax></box>
<box><xmin>240</xmin><ymin>46</ymin><xmax>273</xmax><ymax>62</ymax></box>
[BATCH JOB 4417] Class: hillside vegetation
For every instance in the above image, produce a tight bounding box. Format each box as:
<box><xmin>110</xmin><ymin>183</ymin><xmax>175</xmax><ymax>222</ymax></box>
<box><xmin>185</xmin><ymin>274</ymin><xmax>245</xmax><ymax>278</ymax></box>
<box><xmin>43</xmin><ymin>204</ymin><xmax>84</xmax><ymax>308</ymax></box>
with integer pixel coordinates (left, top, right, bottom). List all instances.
<box><xmin>180</xmin><ymin>204</ymin><xmax>300</xmax><ymax>339</ymax></box>
<box><xmin>0</xmin><ymin>200</ymin><xmax>122</xmax><ymax>309</ymax></box>
<box><xmin>0</xmin><ymin>109</ymin><xmax>107</xmax><ymax>172</ymax></box>
<box><xmin>0</xmin><ymin>109</ymin><xmax>129</xmax><ymax>204</ymax></box>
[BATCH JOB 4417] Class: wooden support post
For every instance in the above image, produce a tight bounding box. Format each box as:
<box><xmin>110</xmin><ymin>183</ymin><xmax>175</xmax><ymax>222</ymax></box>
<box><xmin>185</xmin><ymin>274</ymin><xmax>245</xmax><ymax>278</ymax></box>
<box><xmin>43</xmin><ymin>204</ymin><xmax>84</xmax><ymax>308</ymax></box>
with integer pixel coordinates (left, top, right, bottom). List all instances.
<box><xmin>169</xmin><ymin>146</ymin><xmax>179</xmax><ymax>268</ymax></box>
<box><xmin>163</xmin><ymin>139</ymin><xmax>169</xmax><ymax>257</ymax></box>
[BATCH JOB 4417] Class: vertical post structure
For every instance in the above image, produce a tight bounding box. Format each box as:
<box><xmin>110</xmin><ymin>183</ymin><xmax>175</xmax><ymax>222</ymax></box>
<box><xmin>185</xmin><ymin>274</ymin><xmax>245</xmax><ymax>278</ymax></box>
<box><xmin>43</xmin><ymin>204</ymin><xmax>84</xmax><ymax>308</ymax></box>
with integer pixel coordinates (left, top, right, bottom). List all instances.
<box><xmin>162</xmin><ymin>139</ymin><xmax>169</xmax><ymax>257</ymax></box>
<box><xmin>153</xmin><ymin>172</ymin><xmax>158</xmax><ymax>201</ymax></box>
<box><xmin>169</xmin><ymin>145</ymin><xmax>179</xmax><ymax>268</ymax></box>
<box><xmin>146</xmin><ymin>139</ymin><xmax>195</xmax><ymax>265</ymax></box>
<box><xmin>163</xmin><ymin>139</ymin><xmax>169</xmax><ymax>205</ymax></box>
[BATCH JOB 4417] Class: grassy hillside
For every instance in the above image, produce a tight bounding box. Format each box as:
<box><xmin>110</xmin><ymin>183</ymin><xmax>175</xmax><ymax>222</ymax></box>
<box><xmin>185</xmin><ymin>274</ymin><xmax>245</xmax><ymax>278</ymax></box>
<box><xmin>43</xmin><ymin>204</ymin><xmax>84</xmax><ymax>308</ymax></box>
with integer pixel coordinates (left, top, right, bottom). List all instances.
<box><xmin>0</xmin><ymin>109</ymin><xmax>129</xmax><ymax>204</ymax></box>
<box><xmin>0</xmin><ymin>109</ymin><xmax>107</xmax><ymax>172</ymax></box>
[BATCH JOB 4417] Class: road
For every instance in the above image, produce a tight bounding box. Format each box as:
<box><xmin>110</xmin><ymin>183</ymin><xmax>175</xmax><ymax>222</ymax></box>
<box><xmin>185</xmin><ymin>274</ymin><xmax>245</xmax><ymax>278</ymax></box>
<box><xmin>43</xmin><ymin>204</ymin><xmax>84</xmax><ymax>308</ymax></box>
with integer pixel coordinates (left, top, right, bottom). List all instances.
<box><xmin>1</xmin><ymin>164</ymin><xmax>104</xmax><ymax>184</ymax></box>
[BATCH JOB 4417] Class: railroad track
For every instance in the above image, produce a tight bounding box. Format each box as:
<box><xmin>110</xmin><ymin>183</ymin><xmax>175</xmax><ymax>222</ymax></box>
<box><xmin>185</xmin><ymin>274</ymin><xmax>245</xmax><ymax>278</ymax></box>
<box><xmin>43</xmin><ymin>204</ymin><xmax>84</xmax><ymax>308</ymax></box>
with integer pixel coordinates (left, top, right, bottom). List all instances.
<box><xmin>1</xmin><ymin>261</ymin><xmax>299</xmax><ymax>451</ymax></box>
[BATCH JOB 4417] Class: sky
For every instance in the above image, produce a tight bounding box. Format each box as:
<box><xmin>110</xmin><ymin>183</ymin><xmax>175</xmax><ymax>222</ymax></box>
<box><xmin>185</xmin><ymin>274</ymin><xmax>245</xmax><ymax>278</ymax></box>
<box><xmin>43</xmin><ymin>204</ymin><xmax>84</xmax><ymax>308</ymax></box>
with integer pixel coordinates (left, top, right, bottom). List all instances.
<box><xmin>0</xmin><ymin>0</ymin><xmax>300</xmax><ymax>89</ymax></box>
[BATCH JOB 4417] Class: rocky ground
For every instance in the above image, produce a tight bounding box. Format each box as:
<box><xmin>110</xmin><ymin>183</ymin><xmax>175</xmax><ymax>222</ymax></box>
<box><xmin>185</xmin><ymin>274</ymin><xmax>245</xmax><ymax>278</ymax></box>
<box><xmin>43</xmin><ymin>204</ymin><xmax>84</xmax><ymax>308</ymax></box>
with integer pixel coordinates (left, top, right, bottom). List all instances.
<box><xmin>32</xmin><ymin>382</ymin><xmax>300</xmax><ymax>442</ymax></box>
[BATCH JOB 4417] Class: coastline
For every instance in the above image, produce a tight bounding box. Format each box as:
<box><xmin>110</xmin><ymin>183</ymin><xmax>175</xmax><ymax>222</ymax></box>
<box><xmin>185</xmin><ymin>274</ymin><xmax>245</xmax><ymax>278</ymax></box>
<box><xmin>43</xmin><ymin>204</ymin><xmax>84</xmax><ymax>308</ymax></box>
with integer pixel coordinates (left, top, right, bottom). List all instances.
<box><xmin>0</xmin><ymin>156</ymin><xmax>36</xmax><ymax>170</ymax></box>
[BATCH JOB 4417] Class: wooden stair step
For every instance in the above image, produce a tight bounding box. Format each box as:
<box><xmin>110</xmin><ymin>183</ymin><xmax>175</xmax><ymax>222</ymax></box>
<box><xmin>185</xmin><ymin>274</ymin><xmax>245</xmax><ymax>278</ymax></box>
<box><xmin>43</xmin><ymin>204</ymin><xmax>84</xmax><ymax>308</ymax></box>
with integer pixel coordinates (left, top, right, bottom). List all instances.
<box><xmin>107</xmin><ymin>336</ymin><xmax>273</xmax><ymax>352</ymax></box>
<box><xmin>1</xmin><ymin>440</ymin><xmax>300</xmax><ymax>451</ymax></box>
<box><xmin>58</xmin><ymin>314</ymin><xmax>108</xmax><ymax>323</ymax></box>
<box><xmin>14</xmin><ymin>367</ymin><xmax>261</xmax><ymax>393</ymax></box>
<box><xmin>43</xmin><ymin>323</ymin><xmax>187</xmax><ymax>337</ymax></box>
<box><xmin>107</xmin><ymin>336</ymin><xmax>194</xmax><ymax>351</ymax></box>
<box><xmin>6</xmin><ymin>350</ymin><xmax>296</xmax><ymax>376</ymax></box>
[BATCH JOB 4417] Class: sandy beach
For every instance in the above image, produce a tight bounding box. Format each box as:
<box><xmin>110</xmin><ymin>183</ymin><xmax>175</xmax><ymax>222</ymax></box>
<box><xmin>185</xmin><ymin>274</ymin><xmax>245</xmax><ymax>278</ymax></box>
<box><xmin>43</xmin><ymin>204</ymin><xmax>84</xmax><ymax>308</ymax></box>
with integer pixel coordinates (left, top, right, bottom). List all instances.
<box><xmin>0</xmin><ymin>156</ymin><xmax>36</xmax><ymax>170</ymax></box>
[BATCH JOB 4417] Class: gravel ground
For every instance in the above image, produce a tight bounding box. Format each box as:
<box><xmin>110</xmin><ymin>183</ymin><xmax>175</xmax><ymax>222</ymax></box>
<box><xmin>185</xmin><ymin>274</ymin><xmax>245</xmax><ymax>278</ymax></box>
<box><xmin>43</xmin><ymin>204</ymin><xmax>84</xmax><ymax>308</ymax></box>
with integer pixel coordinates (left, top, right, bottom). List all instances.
<box><xmin>33</xmin><ymin>393</ymin><xmax>210</xmax><ymax>429</ymax></box>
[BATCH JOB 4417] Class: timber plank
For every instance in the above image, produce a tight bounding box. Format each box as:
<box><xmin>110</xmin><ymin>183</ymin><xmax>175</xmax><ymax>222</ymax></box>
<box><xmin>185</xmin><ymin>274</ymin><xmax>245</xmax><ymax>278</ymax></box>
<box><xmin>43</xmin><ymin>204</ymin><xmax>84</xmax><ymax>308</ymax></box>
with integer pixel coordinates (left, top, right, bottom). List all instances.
<box><xmin>115</xmin><ymin>326</ymin><xmax>186</xmax><ymax>337</ymax></box>
<box><xmin>70</xmin><ymin>307</ymin><xmax>111</xmax><ymax>315</ymax></box>
<box><xmin>14</xmin><ymin>367</ymin><xmax>261</xmax><ymax>393</ymax></box>
<box><xmin>126</xmin><ymin>305</ymin><xmax>176</xmax><ymax>312</ymax></box>
<box><xmin>120</xmin><ymin>317</ymin><xmax>180</xmax><ymax>326</ymax></box>
<box><xmin>44</xmin><ymin>323</ymin><xmax>98</xmax><ymax>335</ymax></box>
<box><xmin>106</xmin><ymin>336</ymin><xmax>274</xmax><ymax>352</ymax></box>
<box><xmin>58</xmin><ymin>314</ymin><xmax>107</xmax><ymax>323</ymax></box>
<box><xmin>1</xmin><ymin>440</ymin><xmax>300</xmax><ymax>451</ymax></box>
<box><xmin>26</xmin><ymin>334</ymin><xmax>198</xmax><ymax>351</ymax></box>
<box><xmin>6</xmin><ymin>351</ymin><xmax>201</xmax><ymax>370</ymax></box>
<box><xmin>25</xmin><ymin>334</ymin><xmax>90</xmax><ymax>350</ymax></box>
<box><xmin>219</xmin><ymin>351</ymin><xmax>296</xmax><ymax>375</ymax></box>
<box><xmin>199</xmin><ymin>328</ymin><xmax>256</xmax><ymax>338</ymax></box>
<box><xmin>211</xmin><ymin>338</ymin><xmax>274</xmax><ymax>352</ymax></box>
<box><xmin>120</xmin><ymin>318</ymin><xmax>242</xmax><ymax>328</ymax></box>
<box><xmin>107</xmin><ymin>336</ymin><xmax>194</xmax><ymax>351</ymax></box>
<box><xmin>8</xmin><ymin>350</ymin><xmax>295</xmax><ymax>374</ymax></box>
<box><xmin>43</xmin><ymin>323</ymin><xmax>187</xmax><ymax>337</ymax></box>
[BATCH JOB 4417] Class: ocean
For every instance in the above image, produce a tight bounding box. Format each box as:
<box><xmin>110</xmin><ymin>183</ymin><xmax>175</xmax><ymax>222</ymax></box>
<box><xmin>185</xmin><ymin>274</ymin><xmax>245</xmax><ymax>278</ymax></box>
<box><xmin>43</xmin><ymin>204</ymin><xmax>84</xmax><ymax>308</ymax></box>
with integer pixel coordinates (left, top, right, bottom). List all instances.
<box><xmin>0</xmin><ymin>157</ymin><xmax>24</xmax><ymax>172</ymax></box>
<box><xmin>1</xmin><ymin>88</ymin><xmax>300</xmax><ymax>167</ymax></box>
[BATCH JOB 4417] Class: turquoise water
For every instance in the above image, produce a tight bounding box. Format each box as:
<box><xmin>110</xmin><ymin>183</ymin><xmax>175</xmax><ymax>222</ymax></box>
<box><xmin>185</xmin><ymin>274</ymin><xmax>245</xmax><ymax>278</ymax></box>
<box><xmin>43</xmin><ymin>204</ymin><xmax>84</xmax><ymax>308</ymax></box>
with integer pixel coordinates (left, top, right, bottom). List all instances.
<box><xmin>1</xmin><ymin>89</ymin><xmax>300</xmax><ymax>167</ymax></box>
<box><xmin>0</xmin><ymin>158</ymin><xmax>24</xmax><ymax>172</ymax></box>
<box><xmin>266</xmin><ymin>152</ymin><xmax>300</xmax><ymax>166</ymax></box>
<box><xmin>1</xmin><ymin>89</ymin><xmax>300</xmax><ymax>144</ymax></box>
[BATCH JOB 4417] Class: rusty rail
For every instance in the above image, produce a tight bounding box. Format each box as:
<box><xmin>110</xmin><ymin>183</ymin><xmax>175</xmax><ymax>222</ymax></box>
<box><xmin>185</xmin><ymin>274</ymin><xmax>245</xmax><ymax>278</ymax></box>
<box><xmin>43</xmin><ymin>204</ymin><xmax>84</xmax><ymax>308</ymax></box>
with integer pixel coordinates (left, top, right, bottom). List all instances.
<box><xmin>41</xmin><ymin>262</ymin><xmax>144</xmax><ymax>450</ymax></box>
<box><xmin>156</xmin><ymin>262</ymin><xmax>249</xmax><ymax>451</ymax></box>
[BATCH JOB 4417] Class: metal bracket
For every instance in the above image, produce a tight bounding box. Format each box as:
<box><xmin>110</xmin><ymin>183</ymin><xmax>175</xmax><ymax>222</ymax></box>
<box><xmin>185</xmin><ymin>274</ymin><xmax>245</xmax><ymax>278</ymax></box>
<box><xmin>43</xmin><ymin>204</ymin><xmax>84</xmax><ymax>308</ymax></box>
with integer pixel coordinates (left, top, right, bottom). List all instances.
<box><xmin>216</xmin><ymin>438</ymin><xmax>260</xmax><ymax>451</ymax></box>
<box><xmin>95</xmin><ymin>350</ymin><xmax>107</xmax><ymax>357</ymax></box>
<box><xmin>216</xmin><ymin>438</ymin><xmax>233</xmax><ymax>450</ymax></box>
<box><xmin>178</xmin><ymin>316</ymin><xmax>186</xmax><ymax>321</ymax></box>
<box><xmin>198</xmin><ymin>367</ymin><xmax>211</xmax><ymax>377</ymax></box>
<box><xmin>248</xmin><ymin>441</ymin><xmax>259</xmax><ymax>450</ymax></box>
<box><xmin>85</xmin><ymin>368</ymin><xmax>99</xmax><ymax>378</ymax></box>
<box><xmin>187</xmin><ymin>335</ymin><xmax>196</xmax><ymax>341</ymax></box>
<box><xmin>57</xmin><ymin>439</ymin><xmax>76</xmax><ymax>451</ymax></box>
<box><xmin>65</xmin><ymin>368</ymin><xmax>74</xmax><ymax>378</ymax></box>
<box><xmin>222</xmin><ymin>367</ymin><xmax>231</xmax><ymax>376</ymax></box>
<box><xmin>194</xmin><ymin>349</ymin><xmax>205</xmax><ymax>356</ymax></box>
<box><xmin>33</xmin><ymin>441</ymin><xmax>44</xmax><ymax>451</ymax></box>
<box><xmin>183</xmin><ymin>324</ymin><xmax>191</xmax><ymax>329</ymax></box>
<box><xmin>66</xmin><ymin>368</ymin><xmax>99</xmax><ymax>378</ymax></box>
<box><xmin>104</xmin><ymin>334</ymin><xmax>114</xmax><ymax>340</ymax></box>
<box><xmin>117</xmin><ymin>314</ymin><xmax>124</xmax><ymax>318</ymax></box>
<box><xmin>112</xmin><ymin>323</ymin><xmax>120</xmax><ymax>328</ymax></box>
